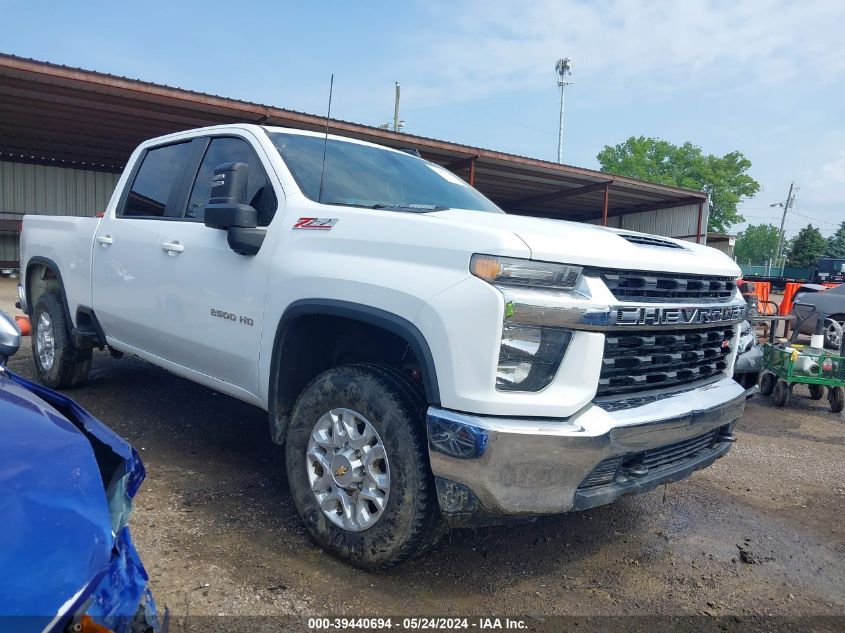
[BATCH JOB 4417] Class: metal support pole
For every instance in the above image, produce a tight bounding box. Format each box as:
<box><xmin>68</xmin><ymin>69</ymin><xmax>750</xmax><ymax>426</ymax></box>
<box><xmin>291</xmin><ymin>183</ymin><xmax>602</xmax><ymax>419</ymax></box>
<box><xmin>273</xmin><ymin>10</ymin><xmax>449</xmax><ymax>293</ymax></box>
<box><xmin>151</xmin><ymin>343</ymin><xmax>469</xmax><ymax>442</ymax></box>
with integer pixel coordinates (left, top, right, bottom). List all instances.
<box><xmin>696</xmin><ymin>201</ymin><xmax>703</xmax><ymax>244</ymax></box>
<box><xmin>602</xmin><ymin>183</ymin><xmax>609</xmax><ymax>226</ymax></box>
<box><xmin>469</xmin><ymin>159</ymin><xmax>476</xmax><ymax>187</ymax></box>
<box><xmin>775</xmin><ymin>181</ymin><xmax>794</xmax><ymax>271</ymax></box>
<box><xmin>393</xmin><ymin>83</ymin><xmax>401</xmax><ymax>133</ymax></box>
<box><xmin>557</xmin><ymin>83</ymin><xmax>565</xmax><ymax>164</ymax></box>
<box><xmin>555</xmin><ymin>58</ymin><xmax>572</xmax><ymax>164</ymax></box>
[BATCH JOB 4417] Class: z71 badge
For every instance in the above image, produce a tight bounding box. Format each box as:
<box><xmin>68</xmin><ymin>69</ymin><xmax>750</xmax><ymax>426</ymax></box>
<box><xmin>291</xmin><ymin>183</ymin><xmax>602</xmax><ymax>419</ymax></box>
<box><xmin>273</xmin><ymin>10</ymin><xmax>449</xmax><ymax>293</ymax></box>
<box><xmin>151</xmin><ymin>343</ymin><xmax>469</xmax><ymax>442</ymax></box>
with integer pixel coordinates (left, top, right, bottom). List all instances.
<box><xmin>293</xmin><ymin>217</ymin><xmax>338</xmax><ymax>230</ymax></box>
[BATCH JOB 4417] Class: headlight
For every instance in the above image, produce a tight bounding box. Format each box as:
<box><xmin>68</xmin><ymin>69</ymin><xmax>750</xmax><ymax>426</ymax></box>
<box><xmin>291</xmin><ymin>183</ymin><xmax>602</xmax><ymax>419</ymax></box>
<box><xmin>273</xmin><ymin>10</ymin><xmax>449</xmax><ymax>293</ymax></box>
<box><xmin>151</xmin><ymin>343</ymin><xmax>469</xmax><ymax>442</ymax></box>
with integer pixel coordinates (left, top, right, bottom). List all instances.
<box><xmin>496</xmin><ymin>323</ymin><xmax>571</xmax><ymax>391</ymax></box>
<box><xmin>470</xmin><ymin>254</ymin><xmax>582</xmax><ymax>291</ymax></box>
<box><xmin>470</xmin><ymin>254</ymin><xmax>578</xmax><ymax>392</ymax></box>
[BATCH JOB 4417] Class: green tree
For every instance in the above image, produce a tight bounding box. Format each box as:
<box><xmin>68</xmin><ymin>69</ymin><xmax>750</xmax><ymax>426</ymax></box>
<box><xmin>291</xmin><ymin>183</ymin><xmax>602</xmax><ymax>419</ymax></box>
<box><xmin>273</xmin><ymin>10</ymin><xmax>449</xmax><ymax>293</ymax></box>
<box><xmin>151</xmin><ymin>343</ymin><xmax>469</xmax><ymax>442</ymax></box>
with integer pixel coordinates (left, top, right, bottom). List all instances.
<box><xmin>596</xmin><ymin>136</ymin><xmax>761</xmax><ymax>232</ymax></box>
<box><xmin>787</xmin><ymin>224</ymin><xmax>827</xmax><ymax>268</ymax></box>
<box><xmin>825</xmin><ymin>221</ymin><xmax>845</xmax><ymax>257</ymax></box>
<box><xmin>734</xmin><ymin>223</ymin><xmax>782</xmax><ymax>264</ymax></box>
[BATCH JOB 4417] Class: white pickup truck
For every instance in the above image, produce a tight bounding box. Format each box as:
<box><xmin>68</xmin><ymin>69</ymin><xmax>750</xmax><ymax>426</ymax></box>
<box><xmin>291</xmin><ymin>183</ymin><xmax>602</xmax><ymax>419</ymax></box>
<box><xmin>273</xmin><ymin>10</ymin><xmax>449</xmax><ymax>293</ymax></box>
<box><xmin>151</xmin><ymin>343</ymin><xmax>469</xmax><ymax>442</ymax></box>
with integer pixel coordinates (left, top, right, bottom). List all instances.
<box><xmin>19</xmin><ymin>124</ymin><xmax>749</xmax><ymax>568</ymax></box>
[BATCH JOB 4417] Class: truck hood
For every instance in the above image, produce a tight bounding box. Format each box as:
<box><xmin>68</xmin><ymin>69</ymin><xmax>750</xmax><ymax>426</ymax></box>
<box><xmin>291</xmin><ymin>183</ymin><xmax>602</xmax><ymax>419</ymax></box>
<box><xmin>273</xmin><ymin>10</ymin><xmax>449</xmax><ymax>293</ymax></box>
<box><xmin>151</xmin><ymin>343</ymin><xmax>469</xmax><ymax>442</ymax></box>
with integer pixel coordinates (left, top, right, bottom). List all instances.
<box><xmin>432</xmin><ymin>209</ymin><xmax>740</xmax><ymax>277</ymax></box>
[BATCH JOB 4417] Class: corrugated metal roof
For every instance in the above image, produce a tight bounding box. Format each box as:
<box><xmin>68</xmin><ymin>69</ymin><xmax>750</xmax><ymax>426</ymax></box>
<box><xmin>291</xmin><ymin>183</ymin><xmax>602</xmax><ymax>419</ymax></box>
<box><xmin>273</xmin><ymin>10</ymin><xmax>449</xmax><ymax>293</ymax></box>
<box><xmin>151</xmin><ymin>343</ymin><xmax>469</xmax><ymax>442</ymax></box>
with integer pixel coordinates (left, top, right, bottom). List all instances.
<box><xmin>0</xmin><ymin>52</ymin><xmax>707</xmax><ymax>224</ymax></box>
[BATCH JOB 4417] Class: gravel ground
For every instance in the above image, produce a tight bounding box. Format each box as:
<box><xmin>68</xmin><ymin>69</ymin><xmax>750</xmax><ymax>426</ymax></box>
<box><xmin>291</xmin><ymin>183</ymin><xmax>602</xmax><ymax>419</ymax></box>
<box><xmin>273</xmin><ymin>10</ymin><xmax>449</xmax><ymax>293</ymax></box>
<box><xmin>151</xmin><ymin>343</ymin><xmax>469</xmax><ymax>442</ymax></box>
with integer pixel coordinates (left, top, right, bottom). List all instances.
<box><xmin>2</xmin><ymin>277</ymin><xmax>843</xmax><ymax>629</ymax></box>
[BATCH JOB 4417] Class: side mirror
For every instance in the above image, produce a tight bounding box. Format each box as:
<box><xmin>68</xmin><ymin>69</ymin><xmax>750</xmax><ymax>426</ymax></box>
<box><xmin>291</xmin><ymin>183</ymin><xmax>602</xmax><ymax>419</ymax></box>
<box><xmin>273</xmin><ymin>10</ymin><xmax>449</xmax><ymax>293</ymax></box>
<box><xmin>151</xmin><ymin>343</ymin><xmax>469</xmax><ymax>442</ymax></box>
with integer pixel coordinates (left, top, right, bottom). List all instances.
<box><xmin>0</xmin><ymin>312</ymin><xmax>21</xmax><ymax>365</ymax></box>
<box><xmin>204</xmin><ymin>162</ymin><xmax>257</xmax><ymax>230</ymax></box>
<box><xmin>203</xmin><ymin>162</ymin><xmax>266</xmax><ymax>256</ymax></box>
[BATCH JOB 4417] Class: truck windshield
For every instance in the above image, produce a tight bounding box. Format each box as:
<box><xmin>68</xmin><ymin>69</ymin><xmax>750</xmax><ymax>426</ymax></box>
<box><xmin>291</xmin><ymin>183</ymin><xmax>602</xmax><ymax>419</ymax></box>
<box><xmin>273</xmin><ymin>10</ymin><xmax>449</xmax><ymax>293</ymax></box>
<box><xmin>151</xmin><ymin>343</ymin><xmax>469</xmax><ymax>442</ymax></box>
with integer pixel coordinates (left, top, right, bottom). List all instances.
<box><xmin>267</xmin><ymin>132</ymin><xmax>502</xmax><ymax>213</ymax></box>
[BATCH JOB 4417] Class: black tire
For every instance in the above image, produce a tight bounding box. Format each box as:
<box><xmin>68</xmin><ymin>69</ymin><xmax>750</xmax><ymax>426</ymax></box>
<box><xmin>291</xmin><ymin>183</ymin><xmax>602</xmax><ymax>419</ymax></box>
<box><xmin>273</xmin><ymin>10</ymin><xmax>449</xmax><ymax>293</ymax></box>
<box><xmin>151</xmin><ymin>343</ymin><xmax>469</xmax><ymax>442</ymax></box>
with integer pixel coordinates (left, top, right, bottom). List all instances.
<box><xmin>830</xmin><ymin>386</ymin><xmax>845</xmax><ymax>414</ymax></box>
<box><xmin>742</xmin><ymin>372</ymin><xmax>761</xmax><ymax>390</ymax></box>
<box><xmin>31</xmin><ymin>292</ymin><xmax>91</xmax><ymax>388</ymax></box>
<box><xmin>285</xmin><ymin>364</ymin><xmax>442</xmax><ymax>569</ymax></box>
<box><xmin>772</xmin><ymin>380</ymin><xmax>790</xmax><ymax>407</ymax></box>
<box><xmin>760</xmin><ymin>372</ymin><xmax>776</xmax><ymax>396</ymax></box>
<box><xmin>809</xmin><ymin>384</ymin><xmax>826</xmax><ymax>400</ymax></box>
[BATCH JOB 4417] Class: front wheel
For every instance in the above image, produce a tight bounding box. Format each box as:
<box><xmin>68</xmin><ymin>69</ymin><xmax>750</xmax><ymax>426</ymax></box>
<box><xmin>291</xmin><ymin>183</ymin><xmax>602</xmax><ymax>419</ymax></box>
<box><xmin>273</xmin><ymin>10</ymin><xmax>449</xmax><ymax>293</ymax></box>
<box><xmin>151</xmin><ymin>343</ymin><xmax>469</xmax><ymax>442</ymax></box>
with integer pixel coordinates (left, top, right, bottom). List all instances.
<box><xmin>760</xmin><ymin>372</ymin><xmax>776</xmax><ymax>396</ymax></box>
<box><xmin>285</xmin><ymin>364</ymin><xmax>442</xmax><ymax>569</ymax></box>
<box><xmin>772</xmin><ymin>380</ymin><xmax>791</xmax><ymax>407</ymax></box>
<box><xmin>31</xmin><ymin>292</ymin><xmax>91</xmax><ymax>388</ymax></box>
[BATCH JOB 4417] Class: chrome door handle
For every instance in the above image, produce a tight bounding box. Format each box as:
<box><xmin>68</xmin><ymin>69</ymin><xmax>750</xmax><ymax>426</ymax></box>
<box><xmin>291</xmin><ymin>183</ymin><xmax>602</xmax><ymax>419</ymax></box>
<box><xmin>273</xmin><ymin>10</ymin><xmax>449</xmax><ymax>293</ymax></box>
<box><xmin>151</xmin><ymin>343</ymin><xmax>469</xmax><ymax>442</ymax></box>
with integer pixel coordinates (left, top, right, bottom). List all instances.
<box><xmin>96</xmin><ymin>235</ymin><xmax>113</xmax><ymax>246</ymax></box>
<box><xmin>160</xmin><ymin>241</ymin><xmax>185</xmax><ymax>254</ymax></box>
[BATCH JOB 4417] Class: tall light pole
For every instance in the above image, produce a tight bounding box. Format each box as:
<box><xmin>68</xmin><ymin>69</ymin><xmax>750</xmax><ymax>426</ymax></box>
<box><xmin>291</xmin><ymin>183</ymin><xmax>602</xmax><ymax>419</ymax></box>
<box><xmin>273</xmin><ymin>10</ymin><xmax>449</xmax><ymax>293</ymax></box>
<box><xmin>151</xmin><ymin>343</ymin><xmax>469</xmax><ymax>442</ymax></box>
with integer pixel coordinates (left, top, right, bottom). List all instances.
<box><xmin>770</xmin><ymin>181</ymin><xmax>796</xmax><ymax>271</ymax></box>
<box><xmin>393</xmin><ymin>82</ymin><xmax>401</xmax><ymax>132</ymax></box>
<box><xmin>555</xmin><ymin>58</ymin><xmax>573</xmax><ymax>164</ymax></box>
<box><xmin>379</xmin><ymin>82</ymin><xmax>405</xmax><ymax>132</ymax></box>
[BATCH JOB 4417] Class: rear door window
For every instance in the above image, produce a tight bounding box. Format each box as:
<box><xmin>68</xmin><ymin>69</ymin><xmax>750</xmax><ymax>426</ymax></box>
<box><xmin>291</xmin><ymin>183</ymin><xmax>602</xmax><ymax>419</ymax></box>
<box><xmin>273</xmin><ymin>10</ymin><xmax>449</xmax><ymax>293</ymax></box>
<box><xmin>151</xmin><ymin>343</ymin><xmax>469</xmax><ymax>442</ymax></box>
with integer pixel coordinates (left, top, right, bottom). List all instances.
<box><xmin>185</xmin><ymin>137</ymin><xmax>277</xmax><ymax>226</ymax></box>
<box><xmin>121</xmin><ymin>142</ymin><xmax>193</xmax><ymax>218</ymax></box>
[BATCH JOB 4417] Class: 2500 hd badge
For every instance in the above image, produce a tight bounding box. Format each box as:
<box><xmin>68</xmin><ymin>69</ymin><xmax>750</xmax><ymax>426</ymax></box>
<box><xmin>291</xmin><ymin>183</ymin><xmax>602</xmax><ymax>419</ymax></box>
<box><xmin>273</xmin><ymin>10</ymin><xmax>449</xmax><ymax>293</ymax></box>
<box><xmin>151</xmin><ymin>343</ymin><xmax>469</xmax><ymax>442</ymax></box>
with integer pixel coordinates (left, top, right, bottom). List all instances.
<box><xmin>210</xmin><ymin>308</ymin><xmax>254</xmax><ymax>326</ymax></box>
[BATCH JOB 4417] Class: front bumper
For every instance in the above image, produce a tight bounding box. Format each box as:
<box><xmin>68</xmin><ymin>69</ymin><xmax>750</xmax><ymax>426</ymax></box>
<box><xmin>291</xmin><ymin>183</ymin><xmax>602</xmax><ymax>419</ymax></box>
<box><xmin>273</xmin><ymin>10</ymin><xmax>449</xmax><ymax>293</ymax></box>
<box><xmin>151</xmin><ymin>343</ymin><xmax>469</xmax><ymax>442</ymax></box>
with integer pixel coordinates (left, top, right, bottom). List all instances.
<box><xmin>16</xmin><ymin>283</ymin><xmax>27</xmax><ymax>313</ymax></box>
<box><xmin>427</xmin><ymin>376</ymin><xmax>747</xmax><ymax>523</ymax></box>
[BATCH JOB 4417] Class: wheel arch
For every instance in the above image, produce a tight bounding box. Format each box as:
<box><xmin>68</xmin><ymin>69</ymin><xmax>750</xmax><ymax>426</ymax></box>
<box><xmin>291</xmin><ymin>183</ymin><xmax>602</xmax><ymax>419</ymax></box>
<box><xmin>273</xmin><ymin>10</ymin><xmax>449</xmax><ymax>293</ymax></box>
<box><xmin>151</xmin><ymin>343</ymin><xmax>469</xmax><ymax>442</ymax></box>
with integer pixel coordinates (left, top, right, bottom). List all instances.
<box><xmin>25</xmin><ymin>257</ymin><xmax>73</xmax><ymax>326</ymax></box>
<box><xmin>267</xmin><ymin>299</ymin><xmax>440</xmax><ymax>444</ymax></box>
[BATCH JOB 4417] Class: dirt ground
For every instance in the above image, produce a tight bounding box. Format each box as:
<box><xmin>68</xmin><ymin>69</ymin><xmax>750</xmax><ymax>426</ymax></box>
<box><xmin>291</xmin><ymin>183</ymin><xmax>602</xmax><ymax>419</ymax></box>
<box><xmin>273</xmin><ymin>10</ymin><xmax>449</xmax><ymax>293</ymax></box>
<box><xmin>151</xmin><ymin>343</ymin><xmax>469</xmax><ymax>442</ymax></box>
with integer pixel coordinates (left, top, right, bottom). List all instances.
<box><xmin>2</xmin><ymin>277</ymin><xmax>844</xmax><ymax>627</ymax></box>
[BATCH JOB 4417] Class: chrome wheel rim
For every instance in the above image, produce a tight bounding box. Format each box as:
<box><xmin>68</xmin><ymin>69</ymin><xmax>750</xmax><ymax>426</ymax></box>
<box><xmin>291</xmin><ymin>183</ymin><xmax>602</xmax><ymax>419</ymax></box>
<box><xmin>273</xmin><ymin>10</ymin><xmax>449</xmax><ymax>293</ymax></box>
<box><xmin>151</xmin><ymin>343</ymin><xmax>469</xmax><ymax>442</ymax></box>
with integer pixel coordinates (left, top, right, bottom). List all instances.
<box><xmin>824</xmin><ymin>319</ymin><xmax>842</xmax><ymax>348</ymax></box>
<box><xmin>36</xmin><ymin>312</ymin><xmax>55</xmax><ymax>371</ymax></box>
<box><xmin>306</xmin><ymin>408</ymin><xmax>390</xmax><ymax>532</ymax></box>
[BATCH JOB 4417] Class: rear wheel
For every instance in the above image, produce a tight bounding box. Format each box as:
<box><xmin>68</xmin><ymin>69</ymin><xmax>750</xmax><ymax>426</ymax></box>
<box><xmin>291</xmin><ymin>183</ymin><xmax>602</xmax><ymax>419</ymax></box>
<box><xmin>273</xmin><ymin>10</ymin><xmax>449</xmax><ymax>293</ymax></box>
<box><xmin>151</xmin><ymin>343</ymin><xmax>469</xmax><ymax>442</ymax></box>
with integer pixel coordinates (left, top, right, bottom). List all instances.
<box><xmin>830</xmin><ymin>386</ymin><xmax>845</xmax><ymax>414</ymax></box>
<box><xmin>772</xmin><ymin>380</ymin><xmax>790</xmax><ymax>407</ymax></box>
<box><xmin>760</xmin><ymin>372</ymin><xmax>776</xmax><ymax>396</ymax></box>
<box><xmin>823</xmin><ymin>317</ymin><xmax>844</xmax><ymax>350</ymax></box>
<box><xmin>31</xmin><ymin>292</ymin><xmax>91</xmax><ymax>388</ymax></box>
<box><xmin>809</xmin><ymin>384</ymin><xmax>826</xmax><ymax>400</ymax></box>
<box><xmin>285</xmin><ymin>364</ymin><xmax>442</xmax><ymax>569</ymax></box>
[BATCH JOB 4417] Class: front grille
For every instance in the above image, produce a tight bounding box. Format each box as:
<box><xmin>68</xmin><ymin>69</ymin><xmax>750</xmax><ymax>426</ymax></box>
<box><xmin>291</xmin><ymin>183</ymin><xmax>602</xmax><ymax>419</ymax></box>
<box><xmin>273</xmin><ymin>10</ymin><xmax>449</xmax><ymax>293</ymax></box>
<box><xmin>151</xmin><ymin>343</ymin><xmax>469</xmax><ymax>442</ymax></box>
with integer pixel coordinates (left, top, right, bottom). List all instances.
<box><xmin>597</xmin><ymin>325</ymin><xmax>734</xmax><ymax>396</ymax></box>
<box><xmin>578</xmin><ymin>427</ymin><xmax>725</xmax><ymax>490</ymax></box>
<box><xmin>589</xmin><ymin>269</ymin><xmax>736</xmax><ymax>303</ymax></box>
<box><xmin>579</xmin><ymin>458</ymin><xmax>621</xmax><ymax>488</ymax></box>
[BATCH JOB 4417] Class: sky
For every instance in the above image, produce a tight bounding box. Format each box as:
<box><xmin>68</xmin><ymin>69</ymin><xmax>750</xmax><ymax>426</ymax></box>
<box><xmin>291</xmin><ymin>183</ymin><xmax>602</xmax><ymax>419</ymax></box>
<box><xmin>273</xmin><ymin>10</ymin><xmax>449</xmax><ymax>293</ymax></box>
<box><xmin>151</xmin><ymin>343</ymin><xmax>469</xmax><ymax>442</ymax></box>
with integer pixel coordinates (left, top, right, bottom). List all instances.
<box><xmin>3</xmin><ymin>0</ymin><xmax>844</xmax><ymax>237</ymax></box>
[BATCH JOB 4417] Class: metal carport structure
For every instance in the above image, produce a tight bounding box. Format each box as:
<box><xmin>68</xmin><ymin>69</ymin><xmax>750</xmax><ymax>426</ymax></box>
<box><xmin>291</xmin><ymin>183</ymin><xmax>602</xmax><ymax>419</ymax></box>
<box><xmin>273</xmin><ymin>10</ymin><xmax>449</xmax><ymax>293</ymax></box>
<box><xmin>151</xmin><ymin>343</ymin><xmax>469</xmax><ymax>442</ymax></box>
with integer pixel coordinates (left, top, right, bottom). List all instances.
<box><xmin>0</xmin><ymin>53</ymin><xmax>709</xmax><ymax>268</ymax></box>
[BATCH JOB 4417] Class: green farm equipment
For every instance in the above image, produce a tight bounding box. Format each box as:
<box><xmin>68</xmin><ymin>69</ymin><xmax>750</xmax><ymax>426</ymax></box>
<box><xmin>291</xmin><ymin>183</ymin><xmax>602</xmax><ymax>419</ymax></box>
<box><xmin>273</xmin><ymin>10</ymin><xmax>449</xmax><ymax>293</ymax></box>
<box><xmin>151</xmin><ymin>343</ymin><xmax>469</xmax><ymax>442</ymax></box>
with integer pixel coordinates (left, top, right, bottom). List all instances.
<box><xmin>759</xmin><ymin>303</ymin><xmax>845</xmax><ymax>412</ymax></box>
<box><xmin>759</xmin><ymin>344</ymin><xmax>845</xmax><ymax>411</ymax></box>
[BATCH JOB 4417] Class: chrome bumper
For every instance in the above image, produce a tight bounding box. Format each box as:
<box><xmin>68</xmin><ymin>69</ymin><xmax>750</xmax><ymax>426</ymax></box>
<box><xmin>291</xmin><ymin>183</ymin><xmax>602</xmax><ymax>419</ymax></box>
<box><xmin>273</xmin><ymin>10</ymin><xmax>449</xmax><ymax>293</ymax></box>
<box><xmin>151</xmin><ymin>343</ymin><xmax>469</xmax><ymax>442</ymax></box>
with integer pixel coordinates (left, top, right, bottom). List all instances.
<box><xmin>427</xmin><ymin>377</ymin><xmax>747</xmax><ymax>521</ymax></box>
<box><xmin>16</xmin><ymin>283</ymin><xmax>27</xmax><ymax>314</ymax></box>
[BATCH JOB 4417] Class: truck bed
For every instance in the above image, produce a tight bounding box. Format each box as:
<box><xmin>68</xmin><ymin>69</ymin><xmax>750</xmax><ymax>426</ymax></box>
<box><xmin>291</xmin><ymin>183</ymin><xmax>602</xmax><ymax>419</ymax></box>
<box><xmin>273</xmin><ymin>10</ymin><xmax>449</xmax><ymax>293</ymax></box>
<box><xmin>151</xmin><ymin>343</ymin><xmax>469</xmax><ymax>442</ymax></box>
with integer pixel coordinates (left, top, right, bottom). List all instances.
<box><xmin>20</xmin><ymin>215</ymin><xmax>100</xmax><ymax>322</ymax></box>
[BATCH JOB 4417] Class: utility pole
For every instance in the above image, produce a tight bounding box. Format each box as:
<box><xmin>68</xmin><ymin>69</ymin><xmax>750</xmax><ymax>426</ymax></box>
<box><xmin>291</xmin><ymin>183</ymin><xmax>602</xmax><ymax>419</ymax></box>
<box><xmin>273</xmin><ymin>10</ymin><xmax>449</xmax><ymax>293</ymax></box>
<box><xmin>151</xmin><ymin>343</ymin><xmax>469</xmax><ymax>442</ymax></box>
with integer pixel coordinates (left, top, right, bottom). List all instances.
<box><xmin>378</xmin><ymin>83</ymin><xmax>405</xmax><ymax>132</ymax></box>
<box><xmin>773</xmin><ymin>181</ymin><xmax>795</xmax><ymax>271</ymax></box>
<box><xmin>393</xmin><ymin>82</ymin><xmax>401</xmax><ymax>132</ymax></box>
<box><xmin>555</xmin><ymin>58</ymin><xmax>573</xmax><ymax>164</ymax></box>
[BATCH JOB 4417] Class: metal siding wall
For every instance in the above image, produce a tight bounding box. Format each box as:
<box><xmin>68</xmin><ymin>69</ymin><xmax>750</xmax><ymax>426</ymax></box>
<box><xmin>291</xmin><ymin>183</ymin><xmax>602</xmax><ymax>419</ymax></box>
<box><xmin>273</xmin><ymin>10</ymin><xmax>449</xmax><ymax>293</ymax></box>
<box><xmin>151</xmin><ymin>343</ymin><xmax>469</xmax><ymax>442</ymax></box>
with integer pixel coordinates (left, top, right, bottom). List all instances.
<box><xmin>1</xmin><ymin>161</ymin><xmax>119</xmax><ymax>216</ymax></box>
<box><xmin>0</xmin><ymin>161</ymin><xmax>120</xmax><ymax>267</ymax></box>
<box><xmin>617</xmin><ymin>204</ymin><xmax>698</xmax><ymax>240</ymax></box>
<box><xmin>708</xmin><ymin>240</ymin><xmax>734</xmax><ymax>258</ymax></box>
<box><xmin>583</xmin><ymin>201</ymin><xmax>706</xmax><ymax>244</ymax></box>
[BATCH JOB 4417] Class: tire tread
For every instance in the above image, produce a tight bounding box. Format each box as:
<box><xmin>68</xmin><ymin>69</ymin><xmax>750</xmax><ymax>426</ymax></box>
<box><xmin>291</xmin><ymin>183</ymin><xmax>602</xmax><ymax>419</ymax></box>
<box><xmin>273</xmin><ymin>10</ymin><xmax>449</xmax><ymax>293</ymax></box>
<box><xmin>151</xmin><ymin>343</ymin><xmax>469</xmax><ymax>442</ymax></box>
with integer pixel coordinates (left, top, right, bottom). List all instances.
<box><xmin>31</xmin><ymin>292</ymin><xmax>91</xmax><ymax>388</ymax></box>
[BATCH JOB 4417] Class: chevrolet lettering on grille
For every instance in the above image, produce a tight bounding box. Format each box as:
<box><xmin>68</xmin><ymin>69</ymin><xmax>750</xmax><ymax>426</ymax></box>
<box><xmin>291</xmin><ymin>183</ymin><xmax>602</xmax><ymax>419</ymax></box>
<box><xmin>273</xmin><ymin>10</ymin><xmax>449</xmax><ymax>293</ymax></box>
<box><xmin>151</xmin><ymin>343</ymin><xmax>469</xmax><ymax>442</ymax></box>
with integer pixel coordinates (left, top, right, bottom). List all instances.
<box><xmin>615</xmin><ymin>305</ymin><xmax>746</xmax><ymax>327</ymax></box>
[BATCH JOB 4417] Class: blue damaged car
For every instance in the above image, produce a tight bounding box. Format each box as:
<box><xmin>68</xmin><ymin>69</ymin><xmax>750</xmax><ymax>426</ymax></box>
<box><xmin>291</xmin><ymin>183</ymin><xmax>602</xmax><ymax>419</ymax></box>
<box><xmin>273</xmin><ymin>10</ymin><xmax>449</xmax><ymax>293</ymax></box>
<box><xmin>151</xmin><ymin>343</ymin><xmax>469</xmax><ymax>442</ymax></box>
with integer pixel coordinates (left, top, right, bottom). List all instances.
<box><xmin>0</xmin><ymin>312</ymin><xmax>163</xmax><ymax>633</ymax></box>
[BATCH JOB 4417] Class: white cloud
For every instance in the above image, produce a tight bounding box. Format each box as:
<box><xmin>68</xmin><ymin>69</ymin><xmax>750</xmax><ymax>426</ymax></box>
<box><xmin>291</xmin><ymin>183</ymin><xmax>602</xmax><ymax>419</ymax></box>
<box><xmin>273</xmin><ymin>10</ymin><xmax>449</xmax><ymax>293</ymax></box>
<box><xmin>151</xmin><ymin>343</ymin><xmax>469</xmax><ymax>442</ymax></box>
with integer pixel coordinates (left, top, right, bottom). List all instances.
<box><xmin>396</xmin><ymin>0</ymin><xmax>845</xmax><ymax>106</ymax></box>
<box><xmin>803</xmin><ymin>149</ymin><xmax>845</xmax><ymax>205</ymax></box>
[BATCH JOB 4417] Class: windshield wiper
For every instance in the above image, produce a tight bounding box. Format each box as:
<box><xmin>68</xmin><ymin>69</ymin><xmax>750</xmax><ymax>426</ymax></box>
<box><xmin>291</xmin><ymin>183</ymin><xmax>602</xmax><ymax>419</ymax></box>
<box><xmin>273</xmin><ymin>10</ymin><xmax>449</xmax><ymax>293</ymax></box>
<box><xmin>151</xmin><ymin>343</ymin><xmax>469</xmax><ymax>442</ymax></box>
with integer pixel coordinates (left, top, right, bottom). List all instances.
<box><xmin>381</xmin><ymin>203</ymin><xmax>449</xmax><ymax>212</ymax></box>
<box><xmin>324</xmin><ymin>201</ymin><xmax>449</xmax><ymax>212</ymax></box>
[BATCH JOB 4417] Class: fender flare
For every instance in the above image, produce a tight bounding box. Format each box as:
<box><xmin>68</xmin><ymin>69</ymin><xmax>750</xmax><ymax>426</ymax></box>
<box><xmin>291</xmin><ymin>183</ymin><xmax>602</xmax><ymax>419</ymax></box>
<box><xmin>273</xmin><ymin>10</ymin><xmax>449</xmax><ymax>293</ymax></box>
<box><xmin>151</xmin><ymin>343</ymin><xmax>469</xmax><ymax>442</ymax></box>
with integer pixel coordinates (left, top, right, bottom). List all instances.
<box><xmin>24</xmin><ymin>256</ymin><xmax>74</xmax><ymax>325</ymax></box>
<box><xmin>268</xmin><ymin>299</ymin><xmax>441</xmax><ymax>441</ymax></box>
